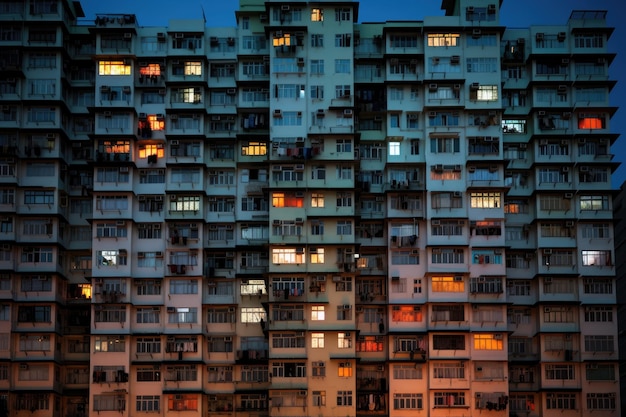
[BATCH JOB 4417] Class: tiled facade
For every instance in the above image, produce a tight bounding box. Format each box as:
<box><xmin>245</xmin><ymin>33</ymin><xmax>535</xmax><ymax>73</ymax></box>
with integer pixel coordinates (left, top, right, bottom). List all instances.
<box><xmin>0</xmin><ymin>0</ymin><xmax>620</xmax><ymax>416</ymax></box>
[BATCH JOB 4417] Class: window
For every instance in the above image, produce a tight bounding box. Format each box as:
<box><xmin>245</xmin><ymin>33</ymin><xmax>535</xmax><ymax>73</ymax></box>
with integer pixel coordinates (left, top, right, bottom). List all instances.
<box><xmin>94</xmin><ymin>336</ymin><xmax>125</xmax><ymax>352</ymax></box>
<box><xmin>470</xmin><ymin>192</ymin><xmax>500</xmax><ymax>208</ymax></box>
<box><xmin>470</xmin><ymin>85</ymin><xmax>498</xmax><ymax>101</ymax></box>
<box><xmin>136</xmin><ymin>280</ymin><xmax>161</xmax><ymax>296</ymax></box>
<box><xmin>584</xmin><ymin>335</ymin><xmax>614</xmax><ymax>353</ymax></box>
<box><xmin>543</xmin><ymin>306</ymin><xmax>574</xmax><ymax>323</ymax></box>
<box><xmin>311</xmin><ymin>333</ymin><xmax>324</xmax><ymax>348</ymax></box>
<box><xmin>356</xmin><ymin>335</ymin><xmax>384</xmax><ymax>352</ymax></box>
<box><xmin>394</xmin><ymin>393</ymin><xmax>423</xmax><ymax>410</ymax></box>
<box><xmin>137</xmin><ymin>307</ymin><xmax>161</xmax><ymax>324</ymax></box>
<box><xmin>546</xmin><ymin>393</ymin><xmax>576</xmax><ymax>410</ymax></box>
<box><xmin>168</xmin><ymin>394</ymin><xmax>198</xmax><ymax>411</ymax></box>
<box><xmin>311</xmin><ymin>305</ymin><xmax>325</xmax><ymax>321</ymax></box>
<box><xmin>167</xmin><ymin>307</ymin><xmax>197</xmax><ymax>324</ymax></box>
<box><xmin>391</xmin><ymin>306</ymin><xmax>423</xmax><ymax>322</ymax></box>
<box><xmin>272</xmin><ymin>362</ymin><xmax>306</xmax><ymax>378</ymax></box>
<box><xmin>338</xmin><ymin>332</ymin><xmax>352</xmax><ymax>349</ymax></box>
<box><xmin>586</xmin><ymin>364</ymin><xmax>615</xmax><ymax>381</ymax></box>
<box><xmin>389</xmin><ymin>142</ymin><xmax>400</xmax><ymax>156</ymax></box>
<box><xmin>584</xmin><ymin>306</ymin><xmax>613</xmax><ymax>322</ymax></box>
<box><xmin>98</xmin><ymin>60</ymin><xmax>131</xmax><ymax>76</ymax></box>
<box><xmin>21</xmin><ymin>247</ymin><xmax>53</xmax><ymax>263</ymax></box>
<box><xmin>427</xmin><ymin>33</ymin><xmax>460</xmax><ymax>47</ymax></box>
<box><xmin>136</xmin><ymin>337</ymin><xmax>161</xmax><ymax>356</ymax></box>
<box><xmin>580</xmin><ymin>195</ymin><xmax>609</xmax><ymax>211</ymax></box>
<box><xmin>433</xmin><ymin>334</ymin><xmax>464</xmax><ymax>350</ymax></box>
<box><xmin>433</xmin><ymin>362</ymin><xmax>465</xmax><ymax>379</ymax></box>
<box><xmin>311</xmin><ymin>8</ymin><xmax>323</xmax><ymax>21</ymax></box>
<box><xmin>473</xmin><ymin>334</ymin><xmax>504</xmax><ymax>350</ymax></box>
<box><xmin>335</xmin><ymin>34</ymin><xmax>351</xmax><ymax>48</ymax></box>
<box><xmin>241</xmin><ymin>307</ymin><xmax>265</xmax><ymax>323</ymax></box>
<box><xmin>434</xmin><ymin>392</ymin><xmax>465</xmax><ymax>407</ymax></box>
<box><xmin>574</xmin><ymin>33</ymin><xmax>603</xmax><ymax>48</ymax></box>
<box><xmin>581</xmin><ymin>250</ymin><xmax>612</xmax><ymax>266</ymax></box>
<box><xmin>546</xmin><ymin>364</ymin><xmax>574</xmax><ymax>380</ymax></box>
<box><xmin>311</xmin><ymin>34</ymin><xmax>324</xmax><ymax>47</ymax></box>
<box><xmin>335</xmin><ymin>8</ymin><xmax>351</xmax><ymax>21</ymax></box>
<box><xmin>393</xmin><ymin>364</ymin><xmax>422</xmax><ymax>380</ymax></box>
<box><xmin>312</xmin><ymin>391</ymin><xmax>326</xmax><ymax>406</ymax></box>
<box><xmin>587</xmin><ymin>393</ymin><xmax>616</xmax><ymax>411</ymax></box>
<box><xmin>136</xmin><ymin>396</ymin><xmax>160</xmax><ymax>412</ymax></box>
<box><xmin>431</xmin><ymin>249</ymin><xmax>464</xmax><ymax>265</ymax></box>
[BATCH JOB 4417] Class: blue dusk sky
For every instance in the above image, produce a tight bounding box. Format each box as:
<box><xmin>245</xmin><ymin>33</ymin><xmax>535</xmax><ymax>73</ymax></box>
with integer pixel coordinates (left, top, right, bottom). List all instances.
<box><xmin>78</xmin><ymin>0</ymin><xmax>626</xmax><ymax>187</ymax></box>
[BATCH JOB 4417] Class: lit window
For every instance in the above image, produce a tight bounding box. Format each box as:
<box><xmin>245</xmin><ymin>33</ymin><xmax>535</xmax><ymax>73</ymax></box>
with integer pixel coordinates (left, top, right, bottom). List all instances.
<box><xmin>311</xmin><ymin>305</ymin><xmax>325</xmax><ymax>321</ymax></box>
<box><xmin>578</xmin><ymin>113</ymin><xmax>606</xmax><ymax>129</ymax></box>
<box><xmin>473</xmin><ymin>334</ymin><xmax>504</xmax><ymax>350</ymax></box>
<box><xmin>431</xmin><ymin>276</ymin><xmax>464</xmax><ymax>292</ymax></box>
<box><xmin>310</xmin><ymin>248</ymin><xmax>324</xmax><ymax>264</ymax></box>
<box><xmin>470</xmin><ymin>85</ymin><xmax>498</xmax><ymax>101</ymax></box>
<box><xmin>147</xmin><ymin>114</ymin><xmax>164</xmax><ymax>131</ymax></box>
<box><xmin>470</xmin><ymin>192</ymin><xmax>501</xmax><ymax>208</ymax></box>
<box><xmin>271</xmin><ymin>192</ymin><xmax>303</xmax><ymax>208</ymax></box>
<box><xmin>337</xmin><ymin>363</ymin><xmax>352</xmax><ymax>378</ymax></box>
<box><xmin>271</xmin><ymin>248</ymin><xmax>304</xmax><ymax>264</ymax></box>
<box><xmin>311</xmin><ymin>8</ymin><xmax>323</xmax><ymax>21</ymax></box>
<box><xmin>138</xmin><ymin>144</ymin><xmax>164</xmax><ymax>159</ymax></box>
<box><xmin>311</xmin><ymin>333</ymin><xmax>324</xmax><ymax>348</ymax></box>
<box><xmin>311</xmin><ymin>193</ymin><xmax>324</xmax><ymax>208</ymax></box>
<box><xmin>241</xmin><ymin>142</ymin><xmax>267</xmax><ymax>156</ymax></box>
<box><xmin>98</xmin><ymin>60</ymin><xmax>132</xmax><ymax>76</ymax></box>
<box><xmin>139</xmin><ymin>64</ymin><xmax>161</xmax><ymax>76</ymax></box>
<box><xmin>184</xmin><ymin>62</ymin><xmax>202</xmax><ymax>76</ymax></box>
<box><xmin>389</xmin><ymin>142</ymin><xmax>400</xmax><ymax>156</ymax></box>
<box><xmin>427</xmin><ymin>33</ymin><xmax>460</xmax><ymax>47</ymax></box>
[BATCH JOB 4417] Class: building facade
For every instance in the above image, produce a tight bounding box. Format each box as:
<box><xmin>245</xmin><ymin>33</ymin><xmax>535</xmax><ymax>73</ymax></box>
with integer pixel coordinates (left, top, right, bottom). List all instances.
<box><xmin>0</xmin><ymin>0</ymin><xmax>620</xmax><ymax>416</ymax></box>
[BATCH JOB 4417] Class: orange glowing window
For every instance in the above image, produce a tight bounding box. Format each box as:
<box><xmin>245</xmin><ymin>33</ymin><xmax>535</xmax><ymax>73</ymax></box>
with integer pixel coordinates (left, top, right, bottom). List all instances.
<box><xmin>147</xmin><ymin>114</ymin><xmax>164</xmax><ymax>131</ymax></box>
<box><xmin>578</xmin><ymin>116</ymin><xmax>604</xmax><ymax>130</ymax></box>
<box><xmin>140</xmin><ymin>64</ymin><xmax>161</xmax><ymax>76</ymax></box>
<box><xmin>272</xmin><ymin>192</ymin><xmax>304</xmax><ymax>208</ymax></box>
<box><xmin>138</xmin><ymin>144</ymin><xmax>164</xmax><ymax>159</ymax></box>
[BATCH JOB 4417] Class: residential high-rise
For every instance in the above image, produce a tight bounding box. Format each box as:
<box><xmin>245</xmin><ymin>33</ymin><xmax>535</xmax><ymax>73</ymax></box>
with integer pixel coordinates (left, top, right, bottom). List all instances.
<box><xmin>0</xmin><ymin>0</ymin><xmax>620</xmax><ymax>416</ymax></box>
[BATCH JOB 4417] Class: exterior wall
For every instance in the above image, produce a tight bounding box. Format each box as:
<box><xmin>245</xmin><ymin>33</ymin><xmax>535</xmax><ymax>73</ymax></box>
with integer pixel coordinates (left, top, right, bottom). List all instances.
<box><xmin>0</xmin><ymin>0</ymin><xmax>620</xmax><ymax>416</ymax></box>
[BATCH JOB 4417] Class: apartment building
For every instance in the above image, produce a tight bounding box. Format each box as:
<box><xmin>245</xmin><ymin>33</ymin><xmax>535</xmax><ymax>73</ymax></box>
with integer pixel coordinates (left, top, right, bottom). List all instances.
<box><xmin>0</xmin><ymin>0</ymin><xmax>620</xmax><ymax>416</ymax></box>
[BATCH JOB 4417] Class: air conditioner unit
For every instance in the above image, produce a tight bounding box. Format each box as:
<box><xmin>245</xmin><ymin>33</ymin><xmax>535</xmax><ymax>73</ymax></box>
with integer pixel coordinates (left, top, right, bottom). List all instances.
<box><xmin>273</xmin><ymin>109</ymin><xmax>282</xmax><ymax>118</ymax></box>
<box><xmin>170</xmin><ymin>195</ymin><xmax>177</xmax><ymax>201</ymax></box>
<box><xmin>472</xmin><ymin>29</ymin><xmax>481</xmax><ymax>37</ymax></box>
<box><xmin>558</xmin><ymin>32</ymin><xmax>567</xmax><ymax>40</ymax></box>
<box><xmin>565</xmin><ymin>221</ymin><xmax>574</xmax><ymax>227</ymax></box>
<box><xmin>103</xmin><ymin>111</ymin><xmax>112</xmax><ymax>117</ymax></box>
<box><xmin>564</xmin><ymin>192</ymin><xmax>573</xmax><ymax>199</ymax></box>
<box><xmin>470</xmin><ymin>82</ymin><xmax>480</xmax><ymax>90</ymax></box>
<box><xmin>227</xmin><ymin>88</ymin><xmax>236</xmax><ymax>95</ymax></box>
<box><xmin>544</xmin><ymin>249</ymin><xmax>553</xmax><ymax>255</ymax></box>
<box><xmin>281</xmin><ymin>5</ymin><xmax>290</xmax><ymax>11</ymax></box>
<box><xmin>170</xmin><ymin>140</ymin><xmax>180</xmax><ymax>147</ymax></box>
<box><xmin>561</xmin><ymin>58</ymin><xmax>570</xmax><ymax>65</ymax></box>
<box><xmin>19</xmin><ymin>364</ymin><xmax>28</xmax><ymax>370</ymax></box>
<box><xmin>450</xmin><ymin>55</ymin><xmax>460</xmax><ymax>64</ymax></box>
<box><xmin>157</xmin><ymin>32</ymin><xmax>166</xmax><ymax>41</ymax></box>
<box><xmin>175</xmin><ymin>33</ymin><xmax>184</xmax><ymax>39</ymax></box>
<box><xmin>343</xmin><ymin>305</ymin><xmax>351</xmax><ymax>310</ymax></box>
<box><xmin>294</xmin><ymin>164</ymin><xmax>304</xmax><ymax>171</ymax></box>
<box><xmin>332</xmin><ymin>276</ymin><xmax>342</xmax><ymax>282</ymax></box>
<box><xmin>453</xmin><ymin>191</ymin><xmax>462</xmax><ymax>198</ymax></box>
<box><xmin>428</xmin><ymin>83</ymin><xmax>438</xmax><ymax>91</ymax></box>
<box><xmin>432</xmin><ymin>219</ymin><xmax>440</xmax><ymax>225</ymax></box>
<box><xmin>167</xmin><ymin>307</ymin><xmax>176</xmax><ymax>312</ymax></box>
<box><xmin>536</xmin><ymin>33</ymin><xmax>544</xmax><ymax>41</ymax></box>
<box><xmin>343</xmin><ymin>109</ymin><xmax>353</xmax><ymax>117</ymax></box>
<box><xmin>428</xmin><ymin>111</ymin><xmax>437</xmax><ymax>117</ymax></box>
<box><xmin>295</xmin><ymin>217</ymin><xmax>304</xmax><ymax>224</ymax></box>
<box><xmin>538</xmin><ymin>110</ymin><xmax>546</xmax><ymax>116</ymax></box>
<box><xmin>124</xmin><ymin>33</ymin><xmax>132</xmax><ymax>39</ymax></box>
